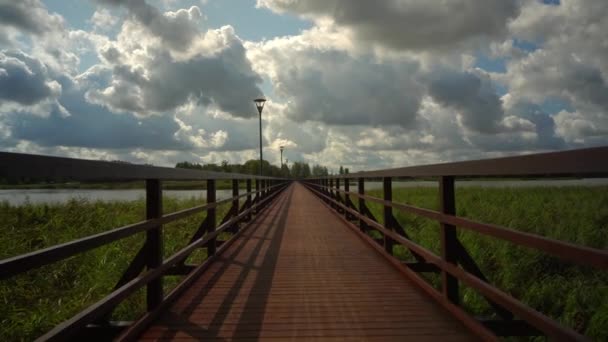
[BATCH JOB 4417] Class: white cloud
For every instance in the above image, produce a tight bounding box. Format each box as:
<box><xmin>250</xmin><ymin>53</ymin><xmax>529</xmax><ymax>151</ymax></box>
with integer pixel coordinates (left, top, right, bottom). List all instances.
<box><xmin>90</xmin><ymin>9</ymin><xmax>119</xmax><ymax>32</ymax></box>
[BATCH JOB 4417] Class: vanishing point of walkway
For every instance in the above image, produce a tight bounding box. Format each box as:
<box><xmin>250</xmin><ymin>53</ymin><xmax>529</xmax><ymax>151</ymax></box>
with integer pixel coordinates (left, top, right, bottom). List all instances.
<box><xmin>139</xmin><ymin>183</ymin><xmax>478</xmax><ymax>341</ymax></box>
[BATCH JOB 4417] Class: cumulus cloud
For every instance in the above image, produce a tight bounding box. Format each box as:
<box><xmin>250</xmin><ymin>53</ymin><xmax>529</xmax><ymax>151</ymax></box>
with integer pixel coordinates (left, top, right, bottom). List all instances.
<box><xmin>0</xmin><ymin>0</ymin><xmax>64</xmax><ymax>36</ymax></box>
<box><xmin>2</xmin><ymin>0</ymin><xmax>607</xmax><ymax>170</ymax></box>
<box><xmin>97</xmin><ymin>0</ymin><xmax>203</xmax><ymax>51</ymax></box>
<box><xmin>85</xmin><ymin>2</ymin><xmax>263</xmax><ymax>118</ymax></box>
<box><xmin>258</xmin><ymin>0</ymin><xmax>520</xmax><ymax>51</ymax></box>
<box><xmin>249</xmin><ymin>35</ymin><xmax>423</xmax><ymax>127</ymax></box>
<box><xmin>428</xmin><ymin>69</ymin><xmax>505</xmax><ymax>133</ymax></box>
<box><xmin>498</xmin><ymin>0</ymin><xmax>608</xmax><ymax>148</ymax></box>
<box><xmin>90</xmin><ymin>9</ymin><xmax>119</xmax><ymax>32</ymax></box>
<box><xmin>0</xmin><ymin>50</ymin><xmax>61</xmax><ymax>105</ymax></box>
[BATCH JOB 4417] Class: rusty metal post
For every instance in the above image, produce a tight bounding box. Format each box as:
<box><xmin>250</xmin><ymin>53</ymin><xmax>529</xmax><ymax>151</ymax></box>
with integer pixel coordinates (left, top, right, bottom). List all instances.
<box><xmin>145</xmin><ymin>179</ymin><xmax>163</xmax><ymax>311</ymax></box>
<box><xmin>206</xmin><ymin>179</ymin><xmax>217</xmax><ymax>256</ymax></box>
<box><xmin>440</xmin><ymin>176</ymin><xmax>459</xmax><ymax>304</ymax></box>
<box><xmin>383</xmin><ymin>177</ymin><xmax>394</xmax><ymax>255</ymax></box>
<box><xmin>358</xmin><ymin>178</ymin><xmax>366</xmax><ymax>232</ymax></box>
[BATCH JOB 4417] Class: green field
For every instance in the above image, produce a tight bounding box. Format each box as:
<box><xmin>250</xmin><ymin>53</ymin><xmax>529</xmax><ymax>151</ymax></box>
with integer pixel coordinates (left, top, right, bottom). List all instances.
<box><xmin>0</xmin><ymin>196</ymin><xmax>235</xmax><ymax>341</ymax></box>
<box><xmin>1</xmin><ymin>186</ymin><xmax>607</xmax><ymax>340</ymax></box>
<box><xmin>363</xmin><ymin>186</ymin><xmax>608</xmax><ymax>340</ymax></box>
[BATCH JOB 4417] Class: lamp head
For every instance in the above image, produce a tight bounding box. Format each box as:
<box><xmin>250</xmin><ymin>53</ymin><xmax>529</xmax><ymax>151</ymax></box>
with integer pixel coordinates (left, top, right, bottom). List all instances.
<box><xmin>253</xmin><ymin>98</ymin><xmax>266</xmax><ymax>114</ymax></box>
<box><xmin>280</xmin><ymin>146</ymin><xmax>284</xmax><ymax>152</ymax></box>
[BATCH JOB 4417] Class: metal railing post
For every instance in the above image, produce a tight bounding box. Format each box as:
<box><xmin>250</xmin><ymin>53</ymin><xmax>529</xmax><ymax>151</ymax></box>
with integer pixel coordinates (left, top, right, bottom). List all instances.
<box><xmin>440</xmin><ymin>176</ymin><xmax>459</xmax><ymax>304</ymax></box>
<box><xmin>336</xmin><ymin>177</ymin><xmax>342</xmax><ymax>213</ymax></box>
<box><xmin>145</xmin><ymin>179</ymin><xmax>163</xmax><ymax>311</ymax></box>
<box><xmin>358</xmin><ymin>178</ymin><xmax>366</xmax><ymax>232</ymax></box>
<box><xmin>255</xmin><ymin>179</ymin><xmax>260</xmax><ymax>213</ymax></box>
<box><xmin>344</xmin><ymin>177</ymin><xmax>350</xmax><ymax>220</ymax></box>
<box><xmin>232</xmin><ymin>179</ymin><xmax>239</xmax><ymax>231</ymax></box>
<box><xmin>206</xmin><ymin>179</ymin><xmax>217</xmax><ymax>256</ymax></box>
<box><xmin>246</xmin><ymin>179</ymin><xmax>252</xmax><ymax>221</ymax></box>
<box><xmin>383</xmin><ymin>177</ymin><xmax>394</xmax><ymax>255</ymax></box>
<box><xmin>329</xmin><ymin>178</ymin><xmax>334</xmax><ymax>208</ymax></box>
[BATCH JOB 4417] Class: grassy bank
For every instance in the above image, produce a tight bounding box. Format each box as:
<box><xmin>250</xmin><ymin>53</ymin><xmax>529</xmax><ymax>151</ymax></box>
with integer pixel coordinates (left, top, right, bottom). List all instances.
<box><xmin>363</xmin><ymin>186</ymin><xmax>608</xmax><ymax>339</ymax></box>
<box><xmin>0</xmin><ymin>196</ymin><xmax>234</xmax><ymax>341</ymax></box>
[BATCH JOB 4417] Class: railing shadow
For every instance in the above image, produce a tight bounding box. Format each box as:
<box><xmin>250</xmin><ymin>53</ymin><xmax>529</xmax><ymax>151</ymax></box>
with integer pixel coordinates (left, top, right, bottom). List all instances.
<box><xmin>157</xmin><ymin>185</ymin><xmax>293</xmax><ymax>340</ymax></box>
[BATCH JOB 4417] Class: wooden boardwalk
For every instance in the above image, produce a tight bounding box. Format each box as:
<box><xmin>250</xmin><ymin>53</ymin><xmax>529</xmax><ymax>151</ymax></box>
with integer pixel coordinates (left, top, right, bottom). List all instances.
<box><xmin>139</xmin><ymin>183</ymin><xmax>478</xmax><ymax>341</ymax></box>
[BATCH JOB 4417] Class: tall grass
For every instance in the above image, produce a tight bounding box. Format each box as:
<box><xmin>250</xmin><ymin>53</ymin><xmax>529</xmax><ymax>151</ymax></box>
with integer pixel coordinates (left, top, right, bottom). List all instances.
<box><xmin>0</xmin><ymin>196</ymin><xmax>232</xmax><ymax>341</ymax></box>
<box><xmin>364</xmin><ymin>186</ymin><xmax>608</xmax><ymax>340</ymax></box>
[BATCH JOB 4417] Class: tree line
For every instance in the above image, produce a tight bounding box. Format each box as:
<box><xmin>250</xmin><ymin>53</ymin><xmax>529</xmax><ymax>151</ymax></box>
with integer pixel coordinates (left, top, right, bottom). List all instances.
<box><xmin>175</xmin><ymin>159</ymin><xmax>350</xmax><ymax>178</ymax></box>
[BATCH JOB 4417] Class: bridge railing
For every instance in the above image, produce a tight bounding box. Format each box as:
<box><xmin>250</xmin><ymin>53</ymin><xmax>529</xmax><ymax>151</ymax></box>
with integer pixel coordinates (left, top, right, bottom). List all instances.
<box><xmin>303</xmin><ymin>146</ymin><xmax>608</xmax><ymax>341</ymax></box>
<box><xmin>0</xmin><ymin>152</ymin><xmax>289</xmax><ymax>340</ymax></box>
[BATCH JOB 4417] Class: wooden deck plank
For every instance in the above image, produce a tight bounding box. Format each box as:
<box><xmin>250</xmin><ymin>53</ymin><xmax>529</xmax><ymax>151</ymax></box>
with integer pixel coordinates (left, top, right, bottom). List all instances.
<box><xmin>139</xmin><ymin>183</ymin><xmax>480</xmax><ymax>341</ymax></box>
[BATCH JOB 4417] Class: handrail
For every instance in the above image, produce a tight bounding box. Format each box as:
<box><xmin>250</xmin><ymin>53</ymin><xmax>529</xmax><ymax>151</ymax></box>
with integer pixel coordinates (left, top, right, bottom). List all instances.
<box><xmin>328</xmin><ymin>146</ymin><xmax>608</xmax><ymax>179</ymax></box>
<box><xmin>0</xmin><ymin>151</ymin><xmax>282</xmax><ymax>181</ymax></box>
<box><xmin>0</xmin><ymin>151</ymin><xmax>290</xmax><ymax>341</ymax></box>
<box><xmin>330</xmin><ymin>187</ymin><xmax>608</xmax><ymax>269</ymax></box>
<box><xmin>301</xmin><ymin>146</ymin><xmax>608</xmax><ymax>341</ymax></box>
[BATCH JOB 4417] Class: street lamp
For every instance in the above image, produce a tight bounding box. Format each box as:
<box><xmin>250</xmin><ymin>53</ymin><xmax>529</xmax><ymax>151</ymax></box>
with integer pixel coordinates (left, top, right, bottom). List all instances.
<box><xmin>254</xmin><ymin>98</ymin><xmax>266</xmax><ymax>176</ymax></box>
<box><xmin>280</xmin><ymin>146</ymin><xmax>284</xmax><ymax>168</ymax></box>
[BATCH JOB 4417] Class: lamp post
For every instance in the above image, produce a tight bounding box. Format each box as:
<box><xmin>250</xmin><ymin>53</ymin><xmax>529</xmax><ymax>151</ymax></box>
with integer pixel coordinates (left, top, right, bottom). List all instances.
<box><xmin>253</xmin><ymin>98</ymin><xmax>266</xmax><ymax>176</ymax></box>
<box><xmin>280</xmin><ymin>146</ymin><xmax>284</xmax><ymax>168</ymax></box>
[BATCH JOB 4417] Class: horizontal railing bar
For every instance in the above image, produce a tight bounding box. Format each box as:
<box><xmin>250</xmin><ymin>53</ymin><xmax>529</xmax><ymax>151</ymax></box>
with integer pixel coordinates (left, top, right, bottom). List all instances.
<box><xmin>309</xmin><ymin>147</ymin><xmax>608</xmax><ymax>179</ymax></box>
<box><xmin>304</xmin><ymin>183</ymin><xmax>587</xmax><ymax>341</ymax></box>
<box><xmin>312</xmin><ymin>184</ymin><xmax>608</xmax><ymax>269</ymax></box>
<box><xmin>37</xmin><ymin>183</ymin><xmax>288</xmax><ymax>341</ymax></box>
<box><xmin>0</xmin><ymin>220</ymin><xmax>157</xmax><ymax>280</ymax></box>
<box><xmin>0</xmin><ymin>184</ymin><xmax>287</xmax><ymax>280</ymax></box>
<box><xmin>0</xmin><ymin>151</ymin><xmax>283</xmax><ymax>181</ymax></box>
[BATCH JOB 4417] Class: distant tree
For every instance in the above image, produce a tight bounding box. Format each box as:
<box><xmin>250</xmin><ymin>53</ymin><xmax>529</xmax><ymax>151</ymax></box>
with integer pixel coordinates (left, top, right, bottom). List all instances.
<box><xmin>344</xmin><ymin>168</ymin><xmax>349</xmax><ymax>174</ymax></box>
<box><xmin>175</xmin><ymin>159</ymin><xmax>327</xmax><ymax>179</ymax></box>
<box><xmin>176</xmin><ymin>161</ymin><xmax>203</xmax><ymax>170</ymax></box>
<box><xmin>290</xmin><ymin>161</ymin><xmax>312</xmax><ymax>178</ymax></box>
<box><xmin>339</xmin><ymin>165</ymin><xmax>344</xmax><ymax>175</ymax></box>
<box><xmin>220</xmin><ymin>160</ymin><xmax>230</xmax><ymax>172</ymax></box>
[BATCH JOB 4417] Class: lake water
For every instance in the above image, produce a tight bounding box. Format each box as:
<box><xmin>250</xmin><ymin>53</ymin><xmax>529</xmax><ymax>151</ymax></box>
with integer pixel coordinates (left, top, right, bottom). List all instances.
<box><xmin>0</xmin><ymin>189</ymin><xmax>238</xmax><ymax>206</ymax></box>
<box><xmin>0</xmin><ymin>179</ymin><xmax>606</xmax><ymax>206</ymax></box>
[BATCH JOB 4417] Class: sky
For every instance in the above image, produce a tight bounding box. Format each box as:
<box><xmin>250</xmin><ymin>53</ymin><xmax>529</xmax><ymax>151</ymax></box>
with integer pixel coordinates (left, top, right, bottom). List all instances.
<box><xmin>0</xmin><ymin>0</ymin><xmax>607</xmax><ymax>172</ymax></box>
